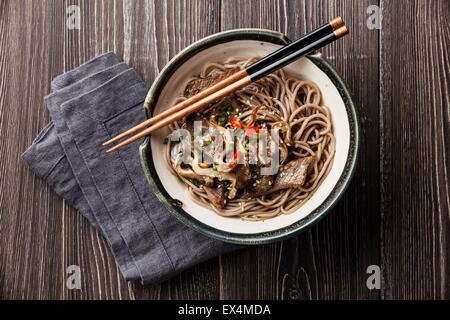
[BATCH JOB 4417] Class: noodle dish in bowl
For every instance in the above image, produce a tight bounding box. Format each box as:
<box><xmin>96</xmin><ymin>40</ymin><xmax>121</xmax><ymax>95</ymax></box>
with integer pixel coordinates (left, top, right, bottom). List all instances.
<box><xmin>139</xmin><ymin>29</ymin><xmax>360</xmax><ymax>244</ymax></box>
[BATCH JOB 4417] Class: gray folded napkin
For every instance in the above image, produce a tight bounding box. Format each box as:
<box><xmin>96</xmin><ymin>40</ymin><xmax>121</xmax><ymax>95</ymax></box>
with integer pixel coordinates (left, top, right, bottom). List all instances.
<box><xmin>22</xmin><ymin>52</ymin><xmax>237</xmax><ymax>284</ymax></box>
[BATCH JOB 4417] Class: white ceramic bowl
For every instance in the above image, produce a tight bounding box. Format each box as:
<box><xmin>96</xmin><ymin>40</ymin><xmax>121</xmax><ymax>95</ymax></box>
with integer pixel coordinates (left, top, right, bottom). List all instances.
<box><xmin>140</xmin><ymin>29</ymin><xmax>359</xmax><ymax>244</ymax></box>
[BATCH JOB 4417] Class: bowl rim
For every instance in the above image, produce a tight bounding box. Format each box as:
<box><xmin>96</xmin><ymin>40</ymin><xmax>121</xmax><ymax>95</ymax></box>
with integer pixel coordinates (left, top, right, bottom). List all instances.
<box><xmin>139</xmin><ymin>28</ymin><xmax>360</xmax><ymax>245</ymax></box>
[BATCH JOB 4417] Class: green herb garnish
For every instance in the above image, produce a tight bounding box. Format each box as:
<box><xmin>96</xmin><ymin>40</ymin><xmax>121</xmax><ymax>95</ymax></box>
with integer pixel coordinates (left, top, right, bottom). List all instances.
<box><xmin>218</xmin><ymin>117</ymin><xmax>226</xmax><ymax>123</ymax></box>
<box><xmin>191</xmin><ymin>178</ymin><xmax>200</xmax><ymax>187</ymax></box>
<box><xmin>163</xmin><ymin>137</ymin><xmax>168</xmax><ymax>144</ymax></box>
<box><xmin>261</xmin><ymin>185</ymin><xmax>267</xmax><ymax>190</ymax></box>
<box><xmin>191</xmin><ymin>135</ymin><xmax>194</xmax><ymax>141</ymax></box>
<box><xmin>204</xmin><ymin>140</ymin><xmax>211</xmax><ymax>146</ymax></box>
<box><xmin>213</xmin><ymin>167</ymin><xmax>218</xmax><ymax>171</ymax></box>
<box><xmin>224</xmin><ymin>191</ymin><xmax>229</xmax><ymax>198</ymax></box>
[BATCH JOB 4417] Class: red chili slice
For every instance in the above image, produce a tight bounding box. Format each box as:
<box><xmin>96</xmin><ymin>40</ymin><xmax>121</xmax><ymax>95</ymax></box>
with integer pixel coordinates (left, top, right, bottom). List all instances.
<box><xmin>230</xmin><ymin>117</ymin><xmax>243</xmax><ymax>129</ymax></box>
<box><xmin>229</xmin><ymin>150</ymin><xmax>242</xmax><ymax>168</ymax></box>
<box><xmin>246</xmin><ymin>127</ymin><xmax>260</xmax><ymax>138</ymax></box>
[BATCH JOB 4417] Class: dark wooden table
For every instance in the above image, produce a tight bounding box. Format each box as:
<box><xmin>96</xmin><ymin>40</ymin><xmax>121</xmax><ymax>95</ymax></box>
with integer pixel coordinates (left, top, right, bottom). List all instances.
<box><xmin>0</xmin><ymin>0</ymin><xmax>448</xmax><ymax>300</ymax></box>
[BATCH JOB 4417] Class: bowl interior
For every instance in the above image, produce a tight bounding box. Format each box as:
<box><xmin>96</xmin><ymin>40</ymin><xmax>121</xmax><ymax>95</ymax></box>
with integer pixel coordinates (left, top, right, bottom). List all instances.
<box><xmin>148</xmin><ymin>39</ymin><xmax>351</xmax><ymax>235</ymax></box>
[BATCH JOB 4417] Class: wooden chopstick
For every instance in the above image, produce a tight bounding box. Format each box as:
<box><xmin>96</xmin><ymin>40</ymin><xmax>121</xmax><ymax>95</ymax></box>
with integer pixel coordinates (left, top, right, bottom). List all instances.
<box><xmin>102</xmin><ymin>68</ymin><xmax>249</xmax><ymax>146</ymax></box>
<box><xmin>106</xmin><ymin>76</ymin><xmax>253</xmax><ymax>153</ymax></box>
<box><xmin>105</xmin><ymin>22</ymin><xmax>348</xmax><ymax>153</ymax></box>
<box><xmin>103</xmin><ymin>17</ymin><xmax>344</xmax><ymax>149</ymax></box>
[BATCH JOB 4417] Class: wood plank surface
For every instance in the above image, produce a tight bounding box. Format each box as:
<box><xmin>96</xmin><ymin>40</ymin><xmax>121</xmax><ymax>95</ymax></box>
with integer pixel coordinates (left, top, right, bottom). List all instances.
<box><xmin>0</xmin><ymin>0</ymin><xmax>66</xmax><ymax>300</ymax></box>
<box><xmin>0</xmin><ymin>0</ymin><xmax>448</xmax><ymax>300</ymax></box>
<box><xmin>220</xmin><ymin>0</ymin><xmax>381</xmax><ymax>300</ymax></box>
<box><xmin>379</xmin><ymin>0</ymin><xmax>449</xmax><ymax>299</ymax></box>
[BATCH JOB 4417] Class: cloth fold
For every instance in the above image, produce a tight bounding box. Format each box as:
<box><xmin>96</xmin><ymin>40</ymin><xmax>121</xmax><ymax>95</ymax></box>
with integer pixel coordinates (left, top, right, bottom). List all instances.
<box><xmin>22</xmin><ymin>52</ymin><xmax>238</xmax><ymax>285</ymax></box>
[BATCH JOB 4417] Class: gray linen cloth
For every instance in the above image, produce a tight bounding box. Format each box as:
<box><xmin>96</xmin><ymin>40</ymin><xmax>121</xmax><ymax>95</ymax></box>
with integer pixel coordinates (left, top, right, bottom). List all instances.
<box><xmin>22</xmin><ymin>52</ymin><xmax>237</xmax><ymax>285</ymax></box>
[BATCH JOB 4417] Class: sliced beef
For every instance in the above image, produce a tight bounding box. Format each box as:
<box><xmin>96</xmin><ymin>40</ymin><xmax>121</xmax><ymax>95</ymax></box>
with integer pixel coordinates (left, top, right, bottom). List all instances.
<box><xmin>240</xmin><ymin>156</ymin><xmax>314</xmax><ymax>199</ymax></box>
<box><xmin>184</xmin><ymin>68</ymin><xmax>239</xmax><ymax>98</ymax></box>
<box><xmin>207</xmin><ymin>97</ymin><xmax>246</xmax><ymax>128</ymax></box>
<box><xmin>185</xmin><ymin>113</ymin><xmax>210</xmax><ymax>135</ymax></box>
<box><xmin>240</xmin><ymin>165</ymin><xmax>275</xmax><ymax>199</ymax></box>
<box><xmin>254</xmin><ymin>175</ymin><xmax>274</xmax><ymax>194</ymax></box>
<box><xmin>235</xmin><ymin>162</ymin><xmax>251</xmax><ymax>189</ymax></box>
<box><xmin>270</xmin><ymin>156</ymin><xmax>314</xmax><ymax>192</ymax></box>
<box><xmin>204</xmin><ymin>182</ymin><xmax>225</xmax><ymax>209</ymax></box>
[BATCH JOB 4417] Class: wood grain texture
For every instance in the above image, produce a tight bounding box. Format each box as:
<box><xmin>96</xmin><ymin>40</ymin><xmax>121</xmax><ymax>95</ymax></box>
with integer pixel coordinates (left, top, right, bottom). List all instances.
<box><xmin>379</xmin><ymin>0</ymin><xmax>450</xmax><ymax>299</ymax></box>
<box><xmin>220</xmin><ymin>0</ymin><xmax>381</xmax><ymax>300</ymax></box>
<box><xmin>0</xmin><ymin>0</ymin><xmax>448</xmax><ymax>300</ymax></box>
<box><xmin>0</xmin><ymin>0</ymin><xmax>66</xmax><ymax>300</ymax></box>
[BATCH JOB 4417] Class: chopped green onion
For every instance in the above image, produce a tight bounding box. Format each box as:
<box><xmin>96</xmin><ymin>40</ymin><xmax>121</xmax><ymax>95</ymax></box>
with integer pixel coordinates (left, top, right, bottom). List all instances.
<box><xmin>261</xmin><ymin>185</ymin><xmax>267</xmax><ymax>190</ymax></box>
<box><xmin>163</xmin><ymin>137</ymin><xmax>168</xmax><ymax>144</ymax></box>
<box><xmin>224</xmin><ymin>191</ymin><xmax>229</xmax><ymax>198</ymax></box>
<box><xmin>214</xmin><ymin>162</ymin><xmax>219</xmax><ymax>165</ymax></box>
<box><xmin>191</xmin><ymin>135</ymin><xmax>194</xmax><ymax>141</ymax></box>
<box><xmin>218</xmin><ymin>117</ymin><xmax>226</xmax><ymax>123</ymax></box>
<box><xmin>213</xmin><ymin>167</ymin><xmax>218</xmax><ymax>171</ymax></box>
<box><xmin>204</xmin><ymin>140</ymin><xmax>211</xmax><ymax>146</ymax></box>
<box><xmin>234</xmin><ymin>110</ymin><xmax>239</xmax><ymax>115</ymax></box>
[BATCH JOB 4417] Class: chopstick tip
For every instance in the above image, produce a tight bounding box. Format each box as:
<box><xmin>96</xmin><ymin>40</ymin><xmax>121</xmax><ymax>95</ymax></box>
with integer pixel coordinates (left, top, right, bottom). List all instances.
<box><xmin>330</xmin><ymin>16</ymin><xmax>344</xmax><ymax>30</ymax></box>
<box><xmin>334</xmin><ymin>25</ymin><xmax>349</xmax><ymax>38</ymax></box>
<box><xmin>105</xmin><ymin>146</ymin><xmax>116</xmax><ymax>153</ymax></box>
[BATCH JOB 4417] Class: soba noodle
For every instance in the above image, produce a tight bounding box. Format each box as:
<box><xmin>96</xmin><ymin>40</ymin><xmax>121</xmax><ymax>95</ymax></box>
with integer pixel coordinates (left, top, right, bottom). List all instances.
<box><xmin>164</xmin><ymin>57</ymin><xmax>335</xmax><ymax>221</ymax></box>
